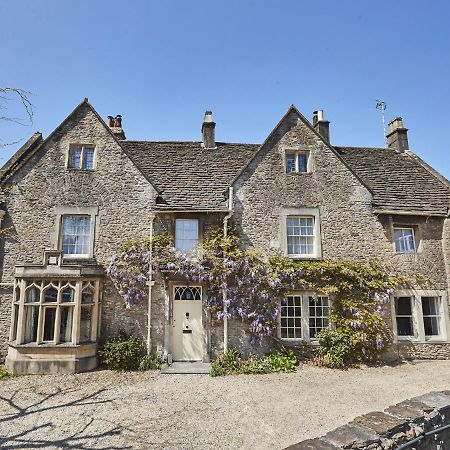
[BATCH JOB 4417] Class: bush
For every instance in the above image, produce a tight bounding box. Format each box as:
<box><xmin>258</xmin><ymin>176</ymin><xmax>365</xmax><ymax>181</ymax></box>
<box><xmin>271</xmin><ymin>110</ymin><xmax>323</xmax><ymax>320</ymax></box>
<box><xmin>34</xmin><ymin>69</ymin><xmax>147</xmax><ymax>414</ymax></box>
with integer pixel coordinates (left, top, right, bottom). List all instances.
<box><xmin>316</xmin><ymin>328</ymin><xmax>351</xmax><ymax>368</ymax></box>
<box><xmin>98</xmin><ymin>332</ymin><xmax>146</xmax><ymax>371</ymax></box>
<box><xmin>0</xmin><ymin>367</ymin><xmax>11</xmax><ymax>380</ymax></box>
<box><xmin>210</xmin><ymin>350</ymin><xmax>297</xmax><ymax>376</ymax></box>
<box><xmin>139</xmin><ymin>353</ymin><xmax>162</xmax><ymax>371</ymax></box>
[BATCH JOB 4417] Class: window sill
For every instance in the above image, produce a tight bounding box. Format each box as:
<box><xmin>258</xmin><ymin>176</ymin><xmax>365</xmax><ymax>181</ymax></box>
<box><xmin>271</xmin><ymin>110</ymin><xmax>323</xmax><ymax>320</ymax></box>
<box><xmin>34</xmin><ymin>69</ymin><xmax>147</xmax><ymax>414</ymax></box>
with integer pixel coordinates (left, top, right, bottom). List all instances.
<box><xmin>66</xmin><ymin>168</ymin><xmax>95</xmax><ymax>173</ymax></box>
<box><xmin>397</xmin><ymin>339</ymin><xmax>449</xmax><ymax>345</ymax></box>
<box><xmin>287</xmin><ymin>255</ymin><xmax>322</xmax><ymax>260</ymax></box>
<box><xmin>285</xmin><ymin>172</ymin><xmax>313</xmax><ymax>176</ymax></box>
<box><xmin>9</xmin><ymin>341</ymin><xmax>97</xmax><ymax>348</ymax></box>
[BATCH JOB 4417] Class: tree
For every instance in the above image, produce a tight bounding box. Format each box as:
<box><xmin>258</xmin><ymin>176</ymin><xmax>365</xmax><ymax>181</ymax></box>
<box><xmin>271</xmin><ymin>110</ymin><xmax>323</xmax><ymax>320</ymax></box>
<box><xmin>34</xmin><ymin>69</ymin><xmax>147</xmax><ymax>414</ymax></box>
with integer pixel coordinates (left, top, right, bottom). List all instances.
<box><xmin>0</xmin><ymin>87</ymin><xmax>34</xmax><ymax>147</ymax></box>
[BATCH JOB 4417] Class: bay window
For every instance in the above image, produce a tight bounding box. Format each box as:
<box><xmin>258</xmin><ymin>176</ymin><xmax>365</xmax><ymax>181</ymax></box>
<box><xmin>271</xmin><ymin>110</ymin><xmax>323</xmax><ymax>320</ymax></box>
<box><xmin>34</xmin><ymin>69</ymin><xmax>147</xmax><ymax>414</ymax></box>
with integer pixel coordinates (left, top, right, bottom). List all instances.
<box><xmin>11</xmin><ymin>278</ymin><xmax>101</xmax><ymax>345</ymax></box>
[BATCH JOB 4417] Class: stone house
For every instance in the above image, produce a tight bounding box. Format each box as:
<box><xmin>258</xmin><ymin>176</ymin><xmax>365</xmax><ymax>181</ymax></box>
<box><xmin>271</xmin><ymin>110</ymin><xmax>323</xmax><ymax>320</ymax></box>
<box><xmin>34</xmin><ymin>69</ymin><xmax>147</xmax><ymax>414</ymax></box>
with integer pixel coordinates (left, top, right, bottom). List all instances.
<box><xmin>1</xmin><ymin>99</ymin><xmax>449</xmax><ymax>373</ymax></box>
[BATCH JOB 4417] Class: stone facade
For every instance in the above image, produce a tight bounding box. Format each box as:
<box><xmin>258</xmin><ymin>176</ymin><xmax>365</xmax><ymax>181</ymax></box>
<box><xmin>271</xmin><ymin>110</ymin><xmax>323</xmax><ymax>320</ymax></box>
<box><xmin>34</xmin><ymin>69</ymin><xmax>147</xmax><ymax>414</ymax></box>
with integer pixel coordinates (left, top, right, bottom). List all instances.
<box><xmin>0</xmin><ymin>101</ymin><xmax>449</xmax><ymax>370</ymax></box>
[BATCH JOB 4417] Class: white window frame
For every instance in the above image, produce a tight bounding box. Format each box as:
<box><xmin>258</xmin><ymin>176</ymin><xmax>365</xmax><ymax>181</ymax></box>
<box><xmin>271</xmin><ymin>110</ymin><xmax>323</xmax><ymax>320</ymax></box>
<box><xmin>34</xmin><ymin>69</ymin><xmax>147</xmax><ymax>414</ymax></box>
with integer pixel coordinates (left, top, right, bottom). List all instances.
<box><xmin>175</xmin><ymin>219</ymin><xmax>199</xmax><ymax>254</ymax></box>
<box><xmin>393</xmin><ymin>226</ymin><xmax>416</xmax><ymax>253</ymax></box>
<box><xmin>60</xmin><ymin>215</ymin><xmax>91</xmax><ymax>258</ymax></box>
<box><xmin>53</xmin><ymin>206</ymin><xmax>98</xmax><ymax>260</ymax></box>
<box><xmin>285</xmin><ymin>150</ymin><xmax>310</xmax><ymax>174</ymax></box>
<box><xmin>67</xmin><ymin>144</ymin><xmax>96</xmax><ymax>170</ymax></box>
<box><xmin>280</xmin><ymin>208</ymin><xmax>322</xmax><ymax>259</ymax></box>
<box><xmin>11</xmin><ymin>278</ymin><xmax>101</xmax><ymax>346</ymax></box>
<box><xmin>391</xmin><ymin>290</ymin><xmax>449</xmax><ymax>343</ymax></box>
<box><xmin>278</xmin><ymin>292</ymin><xmax>330</xmax><ymax>342</ymax></box>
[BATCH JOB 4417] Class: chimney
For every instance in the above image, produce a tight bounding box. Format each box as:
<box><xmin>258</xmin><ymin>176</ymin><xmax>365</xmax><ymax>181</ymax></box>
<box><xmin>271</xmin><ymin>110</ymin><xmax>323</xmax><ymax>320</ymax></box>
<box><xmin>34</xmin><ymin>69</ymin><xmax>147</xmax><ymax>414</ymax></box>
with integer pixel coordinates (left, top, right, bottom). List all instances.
<box><xmin>386</xmin><ymin>117</ymin><xmax>409</xmax><ymax>152</ymax></box>
<box><xmin>107</xmin><ymin>114</ymin><xmax>126</xmax><ymax>140</ymax></box>
<box><xmin>312</xmin><ymin>110</ymin><xmax>330</xmax><ymax>143</ymax></box>
<box><xmin>201</xmin><ymin>111</ymin><xmax>216</xmax><ymax>149</ymax></box>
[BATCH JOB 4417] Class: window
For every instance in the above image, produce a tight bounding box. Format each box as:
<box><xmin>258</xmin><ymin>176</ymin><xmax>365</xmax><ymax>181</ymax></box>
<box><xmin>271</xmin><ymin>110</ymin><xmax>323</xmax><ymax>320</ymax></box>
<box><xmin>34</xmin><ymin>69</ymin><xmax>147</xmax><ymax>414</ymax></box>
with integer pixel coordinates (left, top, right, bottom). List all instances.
<box><xmin>394</xmin><ymin>296</ymin><xmax>414</xmax><ymax>337</ymax></box>
<box><xmin>175</xmin><ymin>219</ymin><xmax>199</xmax><ymax>253</ymax></box>
<box><xmin>287</xmin><ymin>217</ymin><xmax>315</xmax><ymax>256</ymax></box>
<box><xmin>68</xmin><ymin>145</ymin><xmax>95</xmax><ymax>170</ymax></box>
<box><xmin>286</xmin><ymin>151</ymin><xmax>309</xmax><ymax>173</ymax></box>
<box><xmin>11</xmin><ymin>278</ymin><xmax>101</xmax><ymax>345</ymax></box>
<box><xmin>393</xmin><ymin>292</ymin><xmax>448</xmax><ymax>341</ymax></box>
<box><xmin>61</xmin><ymin>215</ymin><xmax>91</xmax><ymax>256</ymax></box>
<box><xmin>422</xmin><ymin>297</ymin><xmax>441</xmax><ymax>337</ymax></box>
<box><xmin>394</xmin><ymin>227</ymin><xmax>416</xmax><ymax>253</ymax></box>
<box><xmin>280</xmin><ymin>294</ymin><xmax>329</xmax><ymax>341</ymax></box>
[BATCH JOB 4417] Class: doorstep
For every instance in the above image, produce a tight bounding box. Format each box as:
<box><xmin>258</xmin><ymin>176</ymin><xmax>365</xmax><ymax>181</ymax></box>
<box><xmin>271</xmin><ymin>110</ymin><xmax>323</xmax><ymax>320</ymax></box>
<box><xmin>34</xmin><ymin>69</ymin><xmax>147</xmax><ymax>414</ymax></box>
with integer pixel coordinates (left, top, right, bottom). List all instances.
<box><xmin>161</xmin><ymin>361</ymin><xmax>211</xmax><ymax>374</ymax></box>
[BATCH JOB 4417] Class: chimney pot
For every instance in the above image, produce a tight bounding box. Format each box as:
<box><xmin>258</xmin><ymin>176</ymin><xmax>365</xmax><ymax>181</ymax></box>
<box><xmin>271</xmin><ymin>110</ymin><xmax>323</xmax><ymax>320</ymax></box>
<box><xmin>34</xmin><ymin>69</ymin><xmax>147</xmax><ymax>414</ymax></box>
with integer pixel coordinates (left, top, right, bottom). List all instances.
<box><xmin>386</xmin><ymin>116</ymin><xmax>409</xmax><ymax>152</ymax></box>
<box><xmin>107</xmin><ymin>116</ymin><xmax>114</xmax><ymax>127</ymax></box>
<box><xmin>312</xmin><ymin>110</ymin><xmax>330</xmax><ymax>143</ymax></box>
<box><xmin>114</xmin><ymin>115</ymin><xmax>122</xmax><ymax>128</ymax></box>
<box><xmin>202</xmin><ymin>110</ymin><xmax>216</xmax><ymax>149</ymax></box>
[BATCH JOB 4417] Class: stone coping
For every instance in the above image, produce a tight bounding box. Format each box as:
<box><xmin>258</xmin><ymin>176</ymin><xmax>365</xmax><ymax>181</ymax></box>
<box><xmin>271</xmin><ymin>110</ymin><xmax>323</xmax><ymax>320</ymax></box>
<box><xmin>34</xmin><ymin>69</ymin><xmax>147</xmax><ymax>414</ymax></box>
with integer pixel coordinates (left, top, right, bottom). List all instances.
<box><xmin>285</xmin><ymin>390</ymin><xmax>450</xmax><ymax>449</ymax></box>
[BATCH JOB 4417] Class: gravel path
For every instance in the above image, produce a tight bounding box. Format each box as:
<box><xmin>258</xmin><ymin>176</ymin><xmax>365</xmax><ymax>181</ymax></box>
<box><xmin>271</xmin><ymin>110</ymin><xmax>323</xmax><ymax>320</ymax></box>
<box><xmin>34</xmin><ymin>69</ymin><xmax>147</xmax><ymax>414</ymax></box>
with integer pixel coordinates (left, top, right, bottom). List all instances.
<box><xmin>1</xmin><ymin>360</ymin><xmax>450</xmax><ymax>449</ymax></box>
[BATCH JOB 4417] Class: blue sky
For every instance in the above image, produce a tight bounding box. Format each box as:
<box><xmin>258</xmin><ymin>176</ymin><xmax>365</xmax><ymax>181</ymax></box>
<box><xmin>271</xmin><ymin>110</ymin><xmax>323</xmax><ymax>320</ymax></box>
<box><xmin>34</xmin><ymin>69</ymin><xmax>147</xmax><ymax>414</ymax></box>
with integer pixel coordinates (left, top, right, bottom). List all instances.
<box><xmin>1</xmin><ymin>0</ymin><xmax>449</xmax><ymax>178</ymax></box>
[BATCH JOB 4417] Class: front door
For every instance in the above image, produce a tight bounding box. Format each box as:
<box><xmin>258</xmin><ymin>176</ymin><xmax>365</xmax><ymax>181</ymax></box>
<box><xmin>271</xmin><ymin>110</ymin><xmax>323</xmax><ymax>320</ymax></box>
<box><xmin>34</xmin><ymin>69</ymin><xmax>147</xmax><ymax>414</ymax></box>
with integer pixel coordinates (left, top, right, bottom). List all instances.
<box><xmin>172</xmin><ymin>286</ymin><xmax>204</xmax><ymax>361</ymax></box>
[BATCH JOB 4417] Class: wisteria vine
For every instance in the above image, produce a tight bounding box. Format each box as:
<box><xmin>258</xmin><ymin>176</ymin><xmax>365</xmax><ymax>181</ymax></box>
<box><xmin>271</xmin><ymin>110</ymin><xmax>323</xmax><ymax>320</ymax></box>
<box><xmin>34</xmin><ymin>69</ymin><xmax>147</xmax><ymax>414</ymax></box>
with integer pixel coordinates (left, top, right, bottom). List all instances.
<box><xmin>106</xmin><ymin>223</ymin><xmax>410</xmax><ymax>362</ymax></box>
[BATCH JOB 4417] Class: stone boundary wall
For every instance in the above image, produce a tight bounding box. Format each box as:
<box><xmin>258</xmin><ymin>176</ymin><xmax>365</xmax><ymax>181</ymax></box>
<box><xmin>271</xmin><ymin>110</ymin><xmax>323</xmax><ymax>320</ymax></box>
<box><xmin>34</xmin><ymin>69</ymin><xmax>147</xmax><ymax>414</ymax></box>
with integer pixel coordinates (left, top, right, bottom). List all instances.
<box><xmin>286</xmin><ymin>390</ymin><xmax>450</xmax><ymax>449</ymax></box>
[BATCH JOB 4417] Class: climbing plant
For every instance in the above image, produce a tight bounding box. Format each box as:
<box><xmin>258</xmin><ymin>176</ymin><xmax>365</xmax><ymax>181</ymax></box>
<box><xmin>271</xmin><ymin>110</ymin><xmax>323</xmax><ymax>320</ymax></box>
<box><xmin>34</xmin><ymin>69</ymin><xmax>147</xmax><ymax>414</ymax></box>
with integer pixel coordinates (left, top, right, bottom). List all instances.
<box><xmin>106</xmin><ymin>222</ymin><xmax>411</xmax><ymax>363</ymax></box>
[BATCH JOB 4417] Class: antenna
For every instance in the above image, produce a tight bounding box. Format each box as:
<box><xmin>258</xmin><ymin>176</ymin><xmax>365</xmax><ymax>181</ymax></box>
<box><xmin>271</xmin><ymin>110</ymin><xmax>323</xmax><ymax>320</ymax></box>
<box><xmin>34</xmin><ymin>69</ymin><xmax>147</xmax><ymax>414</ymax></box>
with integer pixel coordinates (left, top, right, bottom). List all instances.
<box><xmin>376</xmin><ymin>100</ymin><xmax>387</xmax><ymax>148</ymax></box>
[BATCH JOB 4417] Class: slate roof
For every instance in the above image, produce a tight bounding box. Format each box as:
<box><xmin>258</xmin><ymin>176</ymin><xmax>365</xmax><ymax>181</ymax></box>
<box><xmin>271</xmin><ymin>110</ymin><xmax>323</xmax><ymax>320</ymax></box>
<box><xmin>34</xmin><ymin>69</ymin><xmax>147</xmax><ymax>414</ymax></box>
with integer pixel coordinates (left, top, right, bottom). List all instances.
<box><xmin>336</xmin><ymin>146</ymin><xmax>450</xmax><ymax>216</ymax></box>
<box><xmin>122</xmin><ymin>141</ymin><xmax>259</xmax><ymax>210</ymax></box>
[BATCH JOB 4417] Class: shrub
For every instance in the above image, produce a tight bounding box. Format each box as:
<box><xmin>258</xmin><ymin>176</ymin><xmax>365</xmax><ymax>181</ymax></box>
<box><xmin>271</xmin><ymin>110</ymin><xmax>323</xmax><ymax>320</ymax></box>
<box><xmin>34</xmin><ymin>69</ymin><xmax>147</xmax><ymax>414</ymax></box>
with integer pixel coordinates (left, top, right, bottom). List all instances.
<box><xmin>0</xmin><ymin>367</ymin><xmax>11</xmax><ymax>380</ymax></box>
<box><xmin>316</xmin><ymin>328</ymin><xmax>351</xmax><ymax>368</ymax></box>
<box><xmin>210</xmin><ymin>350</ymin><xmax>297</xmax><ymax>376</ymax></box>
<box><xmin>98</xmin><ymin>332</ymin><xmax>146</xmax><ymax>371</ymax></box>
<box><xmin>139</xmin><ymin>353</ymin><xmax>162</xmax><ymax>371</ymax></box>
<box><xmin>264</xmin><ymin>350</ymin><xmax>297</xmax><ymax>373</ymax></box>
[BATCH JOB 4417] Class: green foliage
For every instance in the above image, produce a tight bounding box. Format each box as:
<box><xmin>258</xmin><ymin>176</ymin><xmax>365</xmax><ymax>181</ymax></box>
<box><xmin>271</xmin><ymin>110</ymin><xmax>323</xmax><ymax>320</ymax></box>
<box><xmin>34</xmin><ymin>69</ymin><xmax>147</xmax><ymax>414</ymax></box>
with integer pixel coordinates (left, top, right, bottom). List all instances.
<box><xmin>0</xmin><ymin>367</ymin><xmax>11</xmax><ymax>380</ymax></box>
<box><xmin>316</xmin><ymin>329</ymin><xmax>351</xmax><ymax>368</ymax></box>
<box><xmin>138</xmin><ymin>353</ymin><xmax>163</xmax><ymax>371</ymax></box>
<box><xmin>98</xmin><ymin>332</ymin><xmax>146</xmax><ymax>371</ymax></box>
<box><xmin>210</xmin><ymin>350</ymin><xmax>297</xmax><ymax>376</ymax></box>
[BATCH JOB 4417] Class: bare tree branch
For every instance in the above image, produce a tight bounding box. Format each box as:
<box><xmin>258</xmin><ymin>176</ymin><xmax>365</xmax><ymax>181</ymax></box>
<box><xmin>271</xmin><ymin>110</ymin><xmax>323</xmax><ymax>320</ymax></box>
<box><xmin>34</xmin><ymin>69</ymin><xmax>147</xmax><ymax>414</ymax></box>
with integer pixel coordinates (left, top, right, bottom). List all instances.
<box><xmin>0</xmin><ymin>87</ymin><xmax>34</xmax><ymax>147</ymax></box>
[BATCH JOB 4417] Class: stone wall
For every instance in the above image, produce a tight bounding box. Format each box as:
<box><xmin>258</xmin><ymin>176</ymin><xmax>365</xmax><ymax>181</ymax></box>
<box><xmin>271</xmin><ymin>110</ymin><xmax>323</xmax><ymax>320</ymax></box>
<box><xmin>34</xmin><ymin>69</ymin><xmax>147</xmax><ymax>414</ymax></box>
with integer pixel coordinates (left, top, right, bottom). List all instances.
<box><xmin>287</xmin><ymin>390</ymin><xmax>450</xmax><ymax>449</ymax></box>
<box><xmin>0</xmin><ymin>103</ymin><xmax>157</xmax><ymax>359</ymax></box>
<box><xmin>233</xmin><ymin>110</ymin><xmax>450</xmax><ymax>358</ymax></box>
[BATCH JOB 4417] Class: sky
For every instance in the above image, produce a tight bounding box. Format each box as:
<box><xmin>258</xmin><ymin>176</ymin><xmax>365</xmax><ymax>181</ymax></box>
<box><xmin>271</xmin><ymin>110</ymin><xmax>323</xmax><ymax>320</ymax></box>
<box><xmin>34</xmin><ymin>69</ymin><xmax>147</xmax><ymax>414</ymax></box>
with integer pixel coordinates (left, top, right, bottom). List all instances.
<box><xmin>1</xmin><ymin>0</ymin><xmax>450</xmax><ymax>179</ymax></box>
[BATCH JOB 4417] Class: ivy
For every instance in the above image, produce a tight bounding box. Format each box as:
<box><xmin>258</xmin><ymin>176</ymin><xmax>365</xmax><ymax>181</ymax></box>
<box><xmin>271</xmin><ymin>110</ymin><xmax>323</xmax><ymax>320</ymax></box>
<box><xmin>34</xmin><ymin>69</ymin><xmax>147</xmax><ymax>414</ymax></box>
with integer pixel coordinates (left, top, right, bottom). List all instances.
<box><xmin>106</xmin><ymin>222</ymin><xmax>412</xmax><ymax>363</ymax></box>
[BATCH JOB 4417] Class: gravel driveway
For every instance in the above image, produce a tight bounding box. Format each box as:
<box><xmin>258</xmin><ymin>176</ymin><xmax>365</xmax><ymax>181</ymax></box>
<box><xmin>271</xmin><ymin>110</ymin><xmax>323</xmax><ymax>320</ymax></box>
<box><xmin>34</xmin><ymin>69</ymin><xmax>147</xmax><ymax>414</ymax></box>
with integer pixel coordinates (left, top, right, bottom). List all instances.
<box><xmin>1</xmin><ymin>360</ymin><xmax>450</xmax><ymax>449</ymax></box>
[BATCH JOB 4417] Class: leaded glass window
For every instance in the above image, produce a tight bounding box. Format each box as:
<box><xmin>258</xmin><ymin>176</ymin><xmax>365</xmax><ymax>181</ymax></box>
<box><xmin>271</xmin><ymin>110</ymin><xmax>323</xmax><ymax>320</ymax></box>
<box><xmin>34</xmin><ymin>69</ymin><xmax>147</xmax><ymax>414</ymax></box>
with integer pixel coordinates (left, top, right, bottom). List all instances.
<box><xmin>285</xmin><ymin>151</ymin><xmax>309</xmax><ymax>173</ymax></box>
<box><xmin>68</xmin><ymin>145</ymin><xmax>95</xmax><ymax>170</ymax></box>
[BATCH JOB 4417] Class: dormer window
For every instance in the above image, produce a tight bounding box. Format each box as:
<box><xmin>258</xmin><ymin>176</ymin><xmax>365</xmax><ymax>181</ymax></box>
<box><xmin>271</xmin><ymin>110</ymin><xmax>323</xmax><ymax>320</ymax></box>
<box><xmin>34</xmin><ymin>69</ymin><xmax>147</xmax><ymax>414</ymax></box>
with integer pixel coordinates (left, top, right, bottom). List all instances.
<box><xmin>286</xmin><ymin>151</ymin><xmax>309</xmax><ymax>173</ymax></box>
<box><xmin>68</xmin><ymin>145</ymin><xmax>95</xmax><ymax>170</ymax></box>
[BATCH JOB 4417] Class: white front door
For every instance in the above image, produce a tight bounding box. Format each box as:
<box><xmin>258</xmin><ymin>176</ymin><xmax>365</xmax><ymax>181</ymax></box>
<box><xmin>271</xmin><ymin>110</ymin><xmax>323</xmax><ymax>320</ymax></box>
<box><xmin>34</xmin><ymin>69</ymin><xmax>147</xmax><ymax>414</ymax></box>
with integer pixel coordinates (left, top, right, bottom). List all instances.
<box><xmin>172</xmin><ymin>286</ymin><xmax>204</xmax><ymax>361</ymax></box>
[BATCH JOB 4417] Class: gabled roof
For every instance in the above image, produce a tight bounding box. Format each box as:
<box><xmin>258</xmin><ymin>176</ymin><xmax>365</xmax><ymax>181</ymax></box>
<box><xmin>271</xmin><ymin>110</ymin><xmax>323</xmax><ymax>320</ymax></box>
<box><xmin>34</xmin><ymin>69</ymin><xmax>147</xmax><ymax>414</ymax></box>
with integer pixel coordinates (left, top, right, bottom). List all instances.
<box><xmin>0</xmin><ymin>99</ymin><xmax>159</xmax><ymax>196</ymax></box>
<box><xmin>122</xmin><ymin>140</ymin><xmax>259</xmax><ymax>210</ymax></box>
<box><xmin>336</xmin><ymin>146</ymin><xmax>450</xmax><ymax>216</ymax></box>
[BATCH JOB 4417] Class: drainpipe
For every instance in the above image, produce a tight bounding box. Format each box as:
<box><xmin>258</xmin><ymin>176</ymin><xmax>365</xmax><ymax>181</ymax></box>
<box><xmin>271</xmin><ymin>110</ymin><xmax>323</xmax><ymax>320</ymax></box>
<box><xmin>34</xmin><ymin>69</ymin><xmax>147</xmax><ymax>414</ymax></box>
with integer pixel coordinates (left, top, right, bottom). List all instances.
<box><xmin>147</xmin><ymin>212</ymin><xmax>156</xmax><ymax>355</ymax></box>
<box><xmin>222</xmin><ymin>187</ymin><xmax>234</xmax><ymax>352</ymax></box>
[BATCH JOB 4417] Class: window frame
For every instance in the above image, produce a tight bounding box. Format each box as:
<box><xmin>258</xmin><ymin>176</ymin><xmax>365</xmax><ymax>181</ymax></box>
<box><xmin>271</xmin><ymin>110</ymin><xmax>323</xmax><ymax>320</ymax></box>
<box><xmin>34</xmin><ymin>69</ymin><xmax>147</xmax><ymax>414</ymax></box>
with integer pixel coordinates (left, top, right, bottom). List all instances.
<box><xmin>393</xmin><ymin>226</ymin><xmax>417</xmax><ymax>253</ymax></box>
<box><xmin>53</xmin><ymin>206</ymin><xmax>98</xmax><ymax>260</ymax></box>
<box><xmin>60</xmin><ymin>215</ymin><xmax>92</xmax><ymax>258</ymax></box>
<box><xmin>11</xmin><ymin>278</ymin><xmax>101</xmax><ymax>346</ymax></box>
<box><xmin>278</xmin><ymin>292</ymin><xmax>330</xmax><ymax>342</ymax></box>
<box><xmin>280</xmin><ymin>208</ymin><xmax>322</xmax><ymax>259</ymax></box>
<box><xmin>391</xmin><ymin>290</ymin><xmax>449</xmax><ymax>343</ymax></box>
<box><xmin>67</xmin><ymin>144</ymin><xmax>96</xmax><ymax>170</ymax></box>
<box><xmin>284</xmin><ymin>148</ymin><xmax>311</xmax><ymax>174</ymax></box>
<box><xmin>175</xmin><ymin>219</ymin><xmax>199</xmax><ymax>254</ymax></box>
